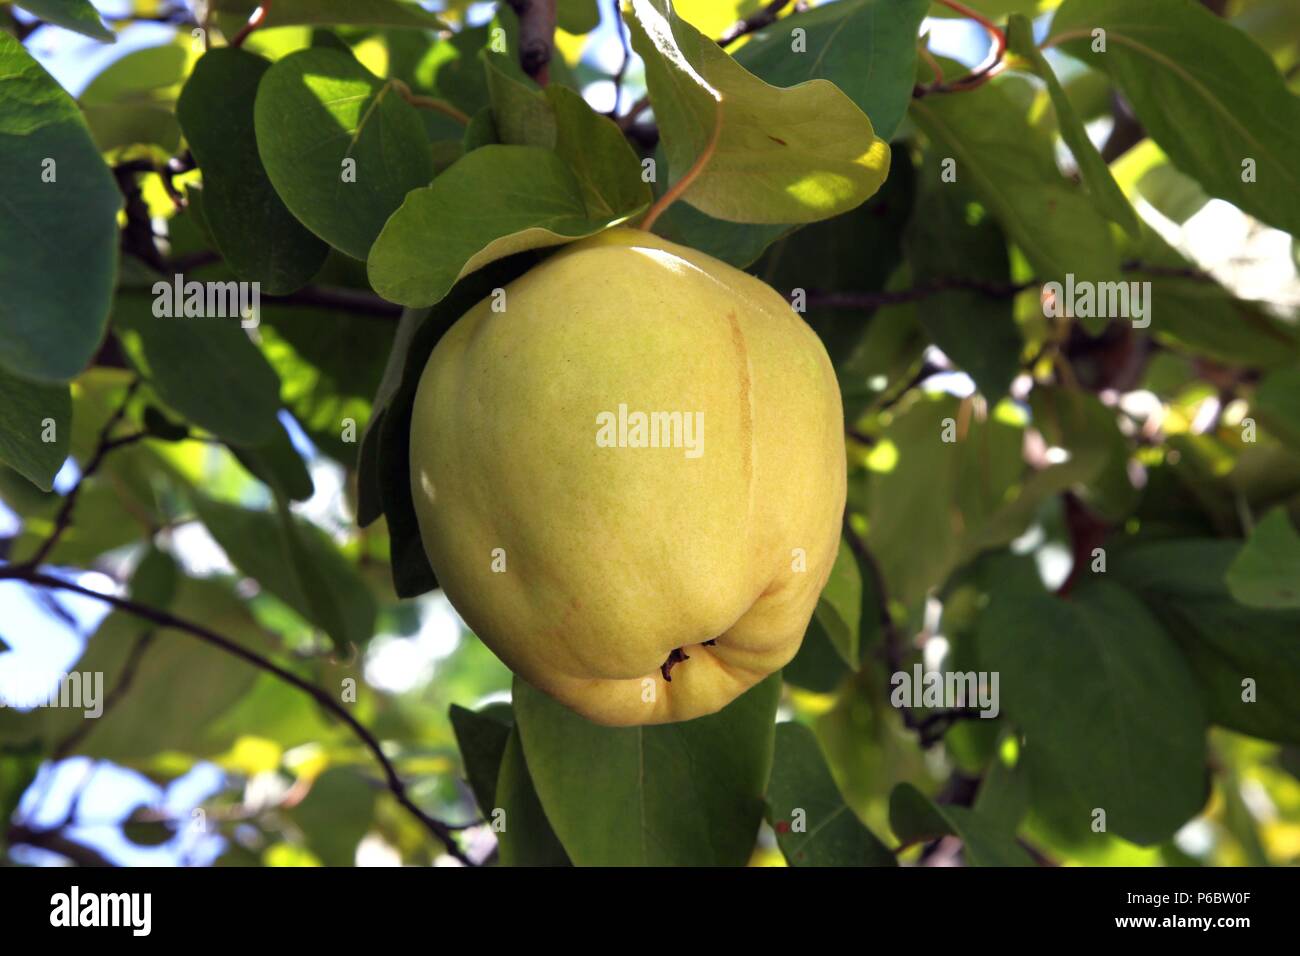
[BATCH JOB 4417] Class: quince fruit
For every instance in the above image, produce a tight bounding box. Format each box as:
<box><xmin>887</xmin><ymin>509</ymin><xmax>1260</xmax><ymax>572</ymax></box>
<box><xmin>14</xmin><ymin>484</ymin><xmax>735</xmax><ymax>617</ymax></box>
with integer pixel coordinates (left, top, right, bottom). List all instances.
<box><xmin>410</xmin><ymin>228</ymin><xmax>845</xmax><ymax>725</ymax></box>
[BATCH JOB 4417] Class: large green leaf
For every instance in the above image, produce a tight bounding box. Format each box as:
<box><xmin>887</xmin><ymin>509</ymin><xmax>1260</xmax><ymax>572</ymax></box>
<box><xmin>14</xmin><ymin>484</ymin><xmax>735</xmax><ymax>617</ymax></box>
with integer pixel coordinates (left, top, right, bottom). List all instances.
<box><xmin>1226</xmin><ymin>510</ymin><xmax>1300</xmax><ymax>610</ymax></box>
<box><xmin>177</xmin><ymin>48</ymin><xmax>328</xmax><ymax>294</ymax></box>
<box><xmin>495</xmin><ymin>727</ymin><xmax>571</xmax><ymax>866</ymax></box>
<box><xmin>194</xmin><ymin>495</ymin><xmax>378</xmax><ymax>654</ymax></box>
<box><xmin>1113</xmin><ymin>539</ymin><xmax>1300</xmax><ymax>744</ymax></box>
<box><xmin>1006</xmin><ymin>14</ymin><xmax>1139</xmax><ymax>236</ymax></box>
<box><xmin>254</xmin><ymin>48</ymin><xmax>435</xmax><ymax>260</ymax></box>
<box><xmin>512</xmin><ymin>673</ymin><xmax>780</xmax><ymax>866</ymax></box>
<box><xmin>976</xmin><ymin>579</ymin><xmax>1208</xmax><ymax>844</ymax></box>
<box><xmin>14</xmin><ymin>0</ymin><xmax>113</xmax><ymax>41</ymax></box>
<box><xmin>368</xmin><ymin>144</ymin><xmax>641</xmax><ymax>307</ymax></box>
<box><xmin>909</xmin><ymin>80</ymin><xmax>1119</xmax><ymax>289</ymax></box>
<box><xmin>449</xmin><ymin>703</ymin><xmax>514</xmax><ymax>817</ymax></box>
<box><xmin>113</xmin><ymin>300</ymin><xmax>283</xmax><ymax>446</ymax></box>
<box><xmin>889</xmin><ymin>783</ymin><xmax>1035</xmax><ymax>866</ymax></box>
<box><xmin>733</xmin><ymin>0</ymin><xmax>929</xmax><ymax>142</ymax></box>
<box><xmin>766</xmin><ymin>722</ymin><xmax>895</xmax><ymax>866</ymax></box>
<box><xmin>0</xmin><ymin>367</ymin><xmax>69</xmax><ymax>491</ymax></box>
<box><xmin>625</xmin><ymin>0</ymin><xmax>889</xmax><ymax>224</ymax></box>
<box><xmin>0</xmin><ymin>33</ymin><xmax>121</xmax><ymax>383</ymax></box>
<box><xmin>1050</xmin><ymin>0</ymin><xmax>1300</xmax><ymax>236</ymax></box>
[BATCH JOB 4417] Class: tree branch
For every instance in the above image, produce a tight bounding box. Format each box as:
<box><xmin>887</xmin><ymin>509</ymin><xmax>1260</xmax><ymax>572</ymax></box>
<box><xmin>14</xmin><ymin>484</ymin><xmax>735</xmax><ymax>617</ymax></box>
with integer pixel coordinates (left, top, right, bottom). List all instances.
<box><xmin>507</xmin><ymin>0</ymin><xmax>557</xmax><ymax>85</ymax></box>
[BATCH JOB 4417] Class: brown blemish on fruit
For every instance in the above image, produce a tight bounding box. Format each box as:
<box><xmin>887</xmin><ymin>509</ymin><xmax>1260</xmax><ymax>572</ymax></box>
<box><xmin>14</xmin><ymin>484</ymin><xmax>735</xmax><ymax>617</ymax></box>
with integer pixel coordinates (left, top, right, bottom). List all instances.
<box><xmin>724</xmin><ymin>310</ymin><xmax>753</xmax><ymax>486</ymax></box>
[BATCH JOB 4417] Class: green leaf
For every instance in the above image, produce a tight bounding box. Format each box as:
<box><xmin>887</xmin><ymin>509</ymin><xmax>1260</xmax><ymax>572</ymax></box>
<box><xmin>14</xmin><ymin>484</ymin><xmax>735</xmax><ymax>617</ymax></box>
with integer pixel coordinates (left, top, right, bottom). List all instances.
<box><xmin>0</xmin><ymin>367</ymin><xmax>69</xmax><ymax>491</ymax></box>
<box><xmin>368</xmin><ymin>145</ymin><xmax>640</xmax><ymax>307</ymax></box>
<box><xmin>1006</xmin><ymin>14</ymin><xmax>1139</xmax><ymax>237</ymax></box>
<box><xmin>782</xmin><ymin>617</ymin><xmax>849</xmax><ymax>693</ymax></box>
<box><xmin>449</xmin><ymin>703</ymin><xmax>514</xmax><ymax>818</ymax></box>
<box><xmin>1113</xmin><ymin>539</ymin><xmax>1300</xmax><ymax>745</ymax></box>
<box><xmin>976</xmin><ymin>579</ymin><xmax>1208</xmax><ymax>844</ymax></box>
<box><xmin>79</xmin><ymin>42</ymin><xmax>188</xmax><ymax>106</ymax></box>
<box><xmin>81</xmin><ymin>103</ymin><xmax>180</xmax><ymax>153</ymax></box>
<box><xmin>177</xmin><ymin>49</ymin><xmax>328</xmax><ymax>294</ymax></box>
<box><xmin>889</xmin><ymin>782</ymin><xmax>1035</xmax><ymax>866</ymax></box>
<box><xmin>909</xmin><ymin>80</ymin><xmax>1120</xmax><ymax>290</ymax></box>
<box><xmin>865</xmin><ymin>393</ymin><xmax>1028</xmax><ymax>606</ymax></box>
<box><xmin>258</xmin><ymin>303</ymin><xmax>396</xmax><ymax>465</ymax></box>
<box><xmin>1050</xmin><ymin>0</ymin><xmax>1300</xmax><ymax>236</ymax></box>
<box><xmin>194</xmin><ymin>495</ymin><xmax>378</xmax><ymax>653</ymax></box>
<box><xmin>0</xmin><ymin>33</ymin><xmax>121</xmax><ymax>383</ymax></box>
<box><xmin>547</xmin><ymin>85</ymin><xmax>653</xmax><ymax>222</ymax></box>
<box><xmin>495</xmin><ymin>727</ymin><xmax>572</xmax><ymax>866</ymax></box>
<box><xmin>14</xmin><ymin>0</ymin><xmax>113</xmax><ymax>42</ymax></box>
<box><xmin>766</xmin><ymin>722</ymin><xmax>896</xmax><ymax>866</ymax></box>
<box><xmin>905</xmin><ymin>170</ymin><xmax>1021</xmax><ymax>399</ymax></box>
<box><xmin>1226</xmin><ymin>510</ymin><xmax>1300</xmax><ymax>609</ymax></box>
<box><xmin>733</xmin><ymin>0</ymin><xmax>929</xmax><ymax>141</ymax></box>
<box><xmin>814</xmin><ymin>536</ymin><xmax>865</xmax><ymax>668</ymax></box>
<box><xmin>512</xmin><ymin>673</ymin><xmax>780</xmax><ymax>865</ymax></box>
<box><xmin>113</xmin><ymin>301</ymin><xmax>283</xmax><ymax>446</ymax></box>
<box><xmin>483</xmin><ymin>45</ymin><xmax>556</xmax><ymax>148</ymax></box>
<box><xmin>212</xmin><ymin>0</ymin><xmax>450</xmax><ymax>31</ymax></box>
<box><xmin>254</xmin><ymin>48</ymin><xmax>435</xmax><ymax>260</ymax></box>
<box><xmin>129</xmin><ymin>545</ymin><xmax>179</xmax><ymax>608</ymax></box>
<box><xmin>626</xmin><ymin>0</ymin><xmax>890</xmax><ymax>224</ymax></box>
<box><xmin>228</xmin><ymin>418</ymin><xmax>315</xmax><ymax>503</ymax></box>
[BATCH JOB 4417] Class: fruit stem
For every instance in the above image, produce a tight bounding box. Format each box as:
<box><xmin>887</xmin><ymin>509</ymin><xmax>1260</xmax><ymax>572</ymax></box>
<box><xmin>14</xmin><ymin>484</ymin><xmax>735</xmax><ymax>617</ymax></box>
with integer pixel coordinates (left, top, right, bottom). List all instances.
<box><xmin>638</xmin><ymin>109</ymin><xmax>723</xmax><ymax>233</ymax></box>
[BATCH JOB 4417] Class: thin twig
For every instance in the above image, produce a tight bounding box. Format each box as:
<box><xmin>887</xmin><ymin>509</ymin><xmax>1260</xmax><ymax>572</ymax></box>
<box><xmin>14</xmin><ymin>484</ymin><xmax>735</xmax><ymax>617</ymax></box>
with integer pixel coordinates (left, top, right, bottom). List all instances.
<box><xmin>21</xmin><ymin>380</ymin><xmax>142</xmax><ymax>570</ymax></box>
<box><xmin>718</xmin><ymin>0</ymin><xmax>792</xmax><ymax>47</ymax></box>
<box><xmin>230</xmin><ymin>0</ymin><xmax>271</xmax><ymax>48</ymax></box>
<box><xmin>914</xmin><ymin>0</ymin><xmax>1008</xmax><ymax>97</ymax></box>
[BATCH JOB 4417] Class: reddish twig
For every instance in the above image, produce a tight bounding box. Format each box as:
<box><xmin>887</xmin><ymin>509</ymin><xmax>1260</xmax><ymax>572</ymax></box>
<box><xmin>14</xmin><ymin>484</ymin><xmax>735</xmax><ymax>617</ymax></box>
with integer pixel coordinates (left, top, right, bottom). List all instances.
<box><xmin>914</xmin><ymin>0</ymin><xmax>1008</xmax><ymax>97</ymax></box>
